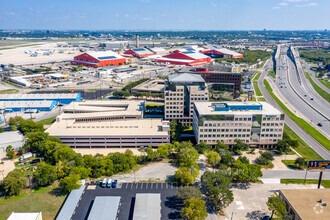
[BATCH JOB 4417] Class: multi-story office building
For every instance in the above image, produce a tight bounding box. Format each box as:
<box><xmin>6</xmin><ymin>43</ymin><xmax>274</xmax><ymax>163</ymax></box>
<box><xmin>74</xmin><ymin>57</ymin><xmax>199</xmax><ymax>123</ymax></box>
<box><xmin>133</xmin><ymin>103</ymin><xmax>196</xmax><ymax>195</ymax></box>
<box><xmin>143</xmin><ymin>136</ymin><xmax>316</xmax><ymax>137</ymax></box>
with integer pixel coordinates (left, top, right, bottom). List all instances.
<box><xmin>193</xmin><ymin>102</ymin><xmax>284</xmax><ymax>147</ymax></box>
<box><xmin>164</xmin><ymin>73</ymin><xmax>209</xmax><ymax>126</ymax></box>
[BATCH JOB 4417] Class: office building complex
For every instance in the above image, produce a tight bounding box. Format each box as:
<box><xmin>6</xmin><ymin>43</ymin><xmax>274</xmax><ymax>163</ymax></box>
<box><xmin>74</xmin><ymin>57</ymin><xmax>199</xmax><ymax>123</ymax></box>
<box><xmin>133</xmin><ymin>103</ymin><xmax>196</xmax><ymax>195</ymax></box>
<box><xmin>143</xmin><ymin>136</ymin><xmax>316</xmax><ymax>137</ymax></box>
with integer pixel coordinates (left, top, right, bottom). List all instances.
<box><xmin>46</xmin><ymin>100</ymin><xmax>170</xmax><ymax>148</ymax></box>
<box><xmin>193</xmin><ymin>102</ymin><xmax>284</xmax><ymax>147</ymax></box>
<box><xmin>164</xmin><ymin>73</ymin><xmax>209</xmax><ymax>126</ymax></box>
<box><xmin>183</xmin><ymin>67</ymin><xmax>242</xmax><ymax>98</ymax></box>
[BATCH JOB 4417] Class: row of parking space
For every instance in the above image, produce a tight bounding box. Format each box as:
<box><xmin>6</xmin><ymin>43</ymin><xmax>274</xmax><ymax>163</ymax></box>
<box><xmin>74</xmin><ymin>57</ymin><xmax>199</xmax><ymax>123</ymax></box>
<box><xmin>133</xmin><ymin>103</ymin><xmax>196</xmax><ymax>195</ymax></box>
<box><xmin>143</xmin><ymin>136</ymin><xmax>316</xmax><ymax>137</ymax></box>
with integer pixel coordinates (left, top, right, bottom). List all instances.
<box><xmin>121</xmin><ymin>182</ymin><xmax>180</xmax><ymax>190</ymax></box>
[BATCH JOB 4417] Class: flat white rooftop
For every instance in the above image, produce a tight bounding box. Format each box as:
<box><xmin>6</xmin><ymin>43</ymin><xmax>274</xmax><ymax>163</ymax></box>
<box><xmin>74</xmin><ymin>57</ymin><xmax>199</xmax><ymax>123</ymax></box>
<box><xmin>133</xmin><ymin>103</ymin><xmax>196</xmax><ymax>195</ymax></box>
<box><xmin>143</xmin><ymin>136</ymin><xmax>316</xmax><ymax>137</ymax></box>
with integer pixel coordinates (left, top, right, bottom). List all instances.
<box><xmin>194</xmin><ymin>102</ymin><xmax>282</xmax><ymax>115</ymax></box>
<box><xmin>0</xmin><ymin>100</ymin><xmax>56</xmax><ymax>108</ymax></box>
<box><xmin>7</xmin><ymin>212</ymin><xmax>42</xmax><ymax>220</ymax></box>
<box><xmin>46</xmin><ymin>118</ymin><xmax>168</xmax><ymax>137</ymax></box>
<box><xmin>0</xmin><ymin>93</ymin><xmax>79</xmax><ymax>100</ymax></box>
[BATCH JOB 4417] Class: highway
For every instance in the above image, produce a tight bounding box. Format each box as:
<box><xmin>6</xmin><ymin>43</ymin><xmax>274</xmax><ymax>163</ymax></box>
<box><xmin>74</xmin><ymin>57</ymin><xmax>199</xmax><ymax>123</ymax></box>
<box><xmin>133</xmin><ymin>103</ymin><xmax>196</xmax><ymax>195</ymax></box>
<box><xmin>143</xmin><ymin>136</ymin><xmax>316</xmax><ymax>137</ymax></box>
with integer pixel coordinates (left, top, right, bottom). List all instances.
<box><xmin>258</xmin><ymin>59</ymin><xmax>330</xmax><ymax>159</ymax></box>
<box><xmin>300</xmin><ymin>58</ymin><xmax>330</xmax><ymax>94</ymax></box>
<box><xmin>273</xmin><ymin>46</ymin><xmax>330</xmax><ymax>137</ymax></box>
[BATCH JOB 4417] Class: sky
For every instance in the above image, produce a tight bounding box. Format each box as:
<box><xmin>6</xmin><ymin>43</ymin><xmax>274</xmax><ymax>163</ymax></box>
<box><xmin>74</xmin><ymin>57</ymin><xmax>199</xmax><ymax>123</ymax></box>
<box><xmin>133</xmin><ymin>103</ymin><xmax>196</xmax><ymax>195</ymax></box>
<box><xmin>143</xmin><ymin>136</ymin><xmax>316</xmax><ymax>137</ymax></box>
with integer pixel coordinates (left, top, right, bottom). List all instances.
<box><xmin>0</xmin><ymin>0</ymin><xmax>329</xmax><ymax>30</ymax></box>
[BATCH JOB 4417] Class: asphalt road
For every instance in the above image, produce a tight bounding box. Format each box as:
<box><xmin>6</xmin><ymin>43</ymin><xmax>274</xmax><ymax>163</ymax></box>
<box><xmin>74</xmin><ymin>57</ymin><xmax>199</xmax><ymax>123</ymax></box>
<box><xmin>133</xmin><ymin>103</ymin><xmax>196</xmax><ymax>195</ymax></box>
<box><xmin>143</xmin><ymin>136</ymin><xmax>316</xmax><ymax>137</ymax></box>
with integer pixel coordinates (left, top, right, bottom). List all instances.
<box><xmin>274</xmin><ymin>46</ymin><xmax>330</xmax><ymax>136</ymax></box>
<box><xmin>262</xmin><ymin>170</ymin><xmax>330</xmax><ymax>180</ymax></box>
<box><xmin>258</xmin><ymin>59</ymin><xmax>330</xmax><ymax>159</ymax></box>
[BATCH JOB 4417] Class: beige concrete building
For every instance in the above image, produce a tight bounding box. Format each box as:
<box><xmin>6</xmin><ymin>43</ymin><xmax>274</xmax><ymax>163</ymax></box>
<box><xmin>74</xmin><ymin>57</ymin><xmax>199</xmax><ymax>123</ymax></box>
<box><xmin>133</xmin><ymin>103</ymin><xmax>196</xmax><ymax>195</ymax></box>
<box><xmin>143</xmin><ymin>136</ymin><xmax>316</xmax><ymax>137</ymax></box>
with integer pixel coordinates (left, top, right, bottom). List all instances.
<box><xmin>279</xmin><ymin>189</ymin><xmax>330</xmax><ymax>220</ymax></box>
<box><xmin>193</xmin><ymin>102</ymin><xmax>284</xmax><ymax>147</ymax></box>
<box><xmin>46</xmin><ymin>100</ymin><xmax>170</xmax><ymax>148</ymax></box>
<box><xmin>131</xmin><ymin>79</ymin><xmax>165</xmax><ymax>95</ymax></box>
<box><xmin>164</xmin><ymin>73</ymin><xmax>209</xmax><ymax>126</ymax></box>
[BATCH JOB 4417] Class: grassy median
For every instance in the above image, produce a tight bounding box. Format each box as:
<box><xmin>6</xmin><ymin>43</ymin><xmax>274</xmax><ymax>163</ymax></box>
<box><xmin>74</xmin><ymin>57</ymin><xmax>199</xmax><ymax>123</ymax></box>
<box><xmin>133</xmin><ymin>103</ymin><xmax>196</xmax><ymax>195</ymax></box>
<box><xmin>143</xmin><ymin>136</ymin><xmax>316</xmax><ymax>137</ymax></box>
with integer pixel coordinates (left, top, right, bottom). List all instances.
<box><xmin>252</xmin><ymin>72</ymin><xmax>262</xmax><ymax>96</ymax></box>
<box><xmin>305</xmin><ymin>72</ymin><xmax>330</xmax><ymax>103</ymax></box>
<box><xmin>319</xmin><ymin>79</ymin><xmax>330</xmax><ymax>90</ymax></box>
<box><xmin>264</xmin><ymin>79</ymin><xmax>330</xmax><ymax>151</ymax></box>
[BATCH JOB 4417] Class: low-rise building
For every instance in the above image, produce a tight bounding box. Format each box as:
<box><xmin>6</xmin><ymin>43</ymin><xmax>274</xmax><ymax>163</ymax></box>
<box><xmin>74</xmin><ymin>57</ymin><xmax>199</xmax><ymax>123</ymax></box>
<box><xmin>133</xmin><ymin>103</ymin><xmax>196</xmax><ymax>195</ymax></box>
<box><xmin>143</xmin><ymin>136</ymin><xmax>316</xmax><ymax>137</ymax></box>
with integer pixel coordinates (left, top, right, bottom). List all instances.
<box><xmin>0</xmin><ymin>131</ymin><xmax>25</xmax><ymax>153</ymax></box>
<box><xmin>124</xmin><ymin>48</ymin><xmax>156</xmax><ymax>58</ymax></box>
<box><xmin>46</xmin><ymin>100</ymin><xmax>170</xmax><ymax>148</ymax></box>
<box><xmin>193</xmin><ymin>102</ymin><xmax>284</xmax><ymax>147</ymax></box>
<box><xmin>0</xmin><ymin>100</ymin><xmax>57</xmax><ymax>112</ymax></box>
<box><xmin>164</xmin><ymin>73</ymin><xmax>209</xmax><ymax>126</ymax></box>
<box><xmin>155</xmin><ymin>51</ymin><xmax>211</xmax><ymax>66</ymax></box>
<box><xmin>0</xmin><ymin>93</ymin><xmax>82</xmax><ymax>105</ymax></box>
<box><xmin>7</xmin><ymin>212</ymin><xmax>42</xmax><ymax>220</ymax></box>
<box><xmin>72</xmin><ymin>50</ymin><xmax>126</xmax><ymax>67</ymax></box>
<box><xmin>131</xmin><ymin>79</ymin><xmax>165</xmax><ymax>95</ymax></box>
<box><xmin>279</xmin><ymin>189</ymin><xmax>330</xmax><ymax>220</ymax></box>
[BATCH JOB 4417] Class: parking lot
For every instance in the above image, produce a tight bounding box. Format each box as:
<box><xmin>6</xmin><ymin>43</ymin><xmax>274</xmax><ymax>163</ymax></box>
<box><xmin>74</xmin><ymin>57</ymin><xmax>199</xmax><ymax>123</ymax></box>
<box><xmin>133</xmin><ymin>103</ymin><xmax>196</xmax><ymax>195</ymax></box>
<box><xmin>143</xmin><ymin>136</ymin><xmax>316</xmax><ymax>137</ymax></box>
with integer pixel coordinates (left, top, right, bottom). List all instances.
<box><xmin>72</xmin><ymin>182</ymin><xmax>181</xmax><ymax>220</ymax></box>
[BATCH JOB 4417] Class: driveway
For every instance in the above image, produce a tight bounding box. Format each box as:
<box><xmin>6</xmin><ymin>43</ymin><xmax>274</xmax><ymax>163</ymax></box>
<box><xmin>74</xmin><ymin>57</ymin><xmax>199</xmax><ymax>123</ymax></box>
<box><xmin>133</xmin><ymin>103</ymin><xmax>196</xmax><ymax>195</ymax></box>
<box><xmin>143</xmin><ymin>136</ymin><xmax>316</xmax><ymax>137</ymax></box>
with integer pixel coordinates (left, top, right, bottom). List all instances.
<box><xmin>0</xmin><ymin>152</ymin><xmax>18</xmax><ymax>181</ymax></box>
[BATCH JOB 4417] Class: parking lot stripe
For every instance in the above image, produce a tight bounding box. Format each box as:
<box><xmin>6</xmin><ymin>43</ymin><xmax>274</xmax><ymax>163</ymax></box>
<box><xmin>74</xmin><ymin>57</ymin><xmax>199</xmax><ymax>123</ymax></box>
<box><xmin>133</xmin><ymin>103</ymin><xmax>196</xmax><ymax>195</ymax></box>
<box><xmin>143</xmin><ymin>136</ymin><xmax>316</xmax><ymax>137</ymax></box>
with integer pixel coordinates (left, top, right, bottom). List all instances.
<box><xmin>131</xmin><ymin>183</ymin><xmax>133</xmax><ymax>189</ymax></box>
<box><xmin>156</xmin><ymin>183</ymin><xmax>158</xmax><ymax>189</ymax></box>
<box><xmin>151</xmin><ymin>183</ymin><xmax>153</xmax><ymax>189</ymax></box>
<box><xmin>161</xmin><ymin>183</ymin><xmax>163</xmax><ymax>189</ymax></box>
<box><xmin>136</xmin><ymin>183</ymin><xmax>138</xmax><ymax>189</ymax></box>
<box><xmin>125</xmin><ymin>183</ymin><xmax>128</xmax><ymax>189</ymax></box>
<box><xmin>140</xmin><ymin>183</ymin><xmax>143</xmax><ymax>189</ymax></box>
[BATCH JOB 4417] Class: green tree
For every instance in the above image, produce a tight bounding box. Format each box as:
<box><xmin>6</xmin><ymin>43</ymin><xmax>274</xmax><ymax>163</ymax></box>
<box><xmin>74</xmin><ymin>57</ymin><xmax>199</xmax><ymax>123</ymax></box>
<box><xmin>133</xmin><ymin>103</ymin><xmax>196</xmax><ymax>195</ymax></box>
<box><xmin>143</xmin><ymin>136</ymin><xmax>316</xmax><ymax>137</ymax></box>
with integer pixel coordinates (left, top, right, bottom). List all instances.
<box><xmin>231</xmin><ymin>161</ymin><xmax>263</xmax><ymax>183</ymax></box>
<box><xmin>238</xmin><ymin>156</ymin><xmax>250</xmax><ymax>164</ymax></box>
<box><xmin>33</xmin><ymin>162</ymin><xmax>57</xmax><ymax>186</ymax></box>
<box><xmin>220</xmin><ymin>151</ymin><xmax>234</xmax><ymax>166</ymax></box>
<box><xmin>201</xmin><ymin>171</ymin><xmax>233</xmax><ymax>212</ymax></box>
<box><xmin>3</xmin><ymin>169</ymin><xmax>27</xmax><ymax>196</ymax></box>
<box><xmin>255</xmin><ymin>156</ymin><xmax>270</xmax><ymax>165</ymax></box>
<box><xmin>261</xmin><ymin>152</ymin><xmax>274</xmax><ymax>161</ymax></box>
<box><xmin>176</xmin><ymin>186</ymin><xmax>202</xmax><ymax>200</ymax></box>
<box><xmin>295</xmin><ymin>157</ymin><xmax>307</xmax><ymax>168</ymax></box>
<box><xmin>11</xmin><ymin>125</ymin><xmax>17</xmax><ymax>131</ymax></box>
<box><xmin>233</xmin><ymin>139</ymin><xmax>249</xmax><ymax>154</ymax></box>
<box><xmin>6</xmin><ymin>150</ymin><xmax>15</xmax><ymax>159</ymax></box>
<box><xmin>181</xmin><ymin>198</ymin><xmax>208</xmax><ymax>220</ymax></box>
<box><xmin>194</xmin><ymin>142</ymin><xmax>211</xmax><ymax>154</ymax></box>
<box><xmin>207</xmin><ymin>151</ymin><xmax>221</xmax><ymax>170</ymax></box>
<box><xmin>146</xmin><ymin>146</ymin><xmax>159</xmax><ymax>161</ymax></box>
<box><xmin>53</xmin><ymin>145</ymin><xmax>76</xmax><ymax>163</ymax></box>
<box><xmin>267</xmin><ymin>194</ymin><xmax>288</xmax><ymax>220</ymax></box>
<box><xmin>113</xmin><ymin>90</ymin><xmax>130</xmax><ymax>98</ymax></box>
<box><xmin>0</xmin><ymin>127</ymin><xmax>3</xmax><ymax>133</ymax></box>
<box><xmin>6</xmin><ymin>145</ymin><xmax>13</xmax><ymax>151</ymax></box>
<box><xmin>276</xmin><ymin>140</ymin><xmax>290</xmax><ymax>154</ymax></box>
<box><xmin>70</xmin><ymin>166</ymin><xmax>92</xmax><ymax>179</ymax></box>
<box><xmin>157</xmin><ymin>144</ymin><xmax>169</xmax><ymax>158</ymax></box>
<box><xmin>176</xmin><ymin>147</ymin><xmax>199</xmax><ymax>168</ymax></box>
<box><xmin>59</xmin><ymin>174</ymin><xmax>80</xmax><ymax>192</ymax></box>
<box><xmin>215</xmin><ymin>141</ymin><xmax>228</xmax><ymax>154</ymax></box>
<box><xmin>174</xmin><ymin>166</ymin><xmax>199</xmax><ymax>185</ymax></box>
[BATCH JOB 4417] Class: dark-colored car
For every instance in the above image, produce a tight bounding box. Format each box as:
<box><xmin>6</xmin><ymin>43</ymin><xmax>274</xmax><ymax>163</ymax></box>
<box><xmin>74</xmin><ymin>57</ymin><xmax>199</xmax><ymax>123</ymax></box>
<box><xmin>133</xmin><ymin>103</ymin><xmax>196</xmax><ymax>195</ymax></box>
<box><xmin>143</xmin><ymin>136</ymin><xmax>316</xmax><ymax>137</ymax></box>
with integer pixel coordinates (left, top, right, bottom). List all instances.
<box><xmin>262</xmin><ymin>216</ymin><xmax>270</xmax><ymax>220</ymax></box>
<box><xmin>112</xmin><ymin>180</ymin><xmax>118</xmax><ymax>188</ymax></box>
<box><xmin>310</xmin><ymin>98</ymin><xmax>314</xmax><ymax>100</ymax></box>
<box><xmin>317</xmin><ymin>123</ymin><xmax>322</xmax><ymax>127</ymax></box>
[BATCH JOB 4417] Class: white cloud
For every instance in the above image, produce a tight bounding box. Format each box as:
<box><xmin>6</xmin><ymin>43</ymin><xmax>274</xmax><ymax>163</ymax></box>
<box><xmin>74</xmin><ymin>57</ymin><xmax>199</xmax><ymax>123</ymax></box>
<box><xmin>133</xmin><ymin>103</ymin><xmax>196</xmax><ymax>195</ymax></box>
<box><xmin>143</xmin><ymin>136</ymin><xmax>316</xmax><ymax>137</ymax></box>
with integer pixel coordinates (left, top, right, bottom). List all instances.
<box><xmin>279</xmin><ymin>3</ymin><xmax>288</xmax><ymax>6</ymax></box>
<box><xmin>140</xmin><ymin>0</ymin><xmax>150</xmax><ymax>2</ymax></box>
<box><xmin>210</xmin><ymin>2</ymin><xmax>217</xmax><ymax>8</ymax></box>
<box><xmin>296</xmin><ymin>2</ymin><xmax>318</xmax><ymax>7</ymax></box>
<box><xmin>6</xmin><ymin>12</ymin><xmax>17</xmax><ymax>16</ymax></box>
<box><xmin>143</xmin><ymin>17</ymin><xmax>152</xmax><ymax>21</ymax></box>
<box><xmin>272</xmin><ymin>6</ymin><xmax>281</xmax><ymax>10</ymax></box>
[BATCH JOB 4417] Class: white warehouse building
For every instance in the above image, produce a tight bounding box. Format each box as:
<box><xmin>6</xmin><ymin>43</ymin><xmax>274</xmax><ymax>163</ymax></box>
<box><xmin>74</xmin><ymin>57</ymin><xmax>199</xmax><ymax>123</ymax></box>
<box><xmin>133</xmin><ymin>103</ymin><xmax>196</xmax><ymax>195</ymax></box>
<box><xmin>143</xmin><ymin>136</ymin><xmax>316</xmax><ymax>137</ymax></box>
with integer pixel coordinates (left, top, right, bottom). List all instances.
<box><xmin>193</xmin><ymin>102</ymin><xmax>285</xmax><ymax>147</ymax></box>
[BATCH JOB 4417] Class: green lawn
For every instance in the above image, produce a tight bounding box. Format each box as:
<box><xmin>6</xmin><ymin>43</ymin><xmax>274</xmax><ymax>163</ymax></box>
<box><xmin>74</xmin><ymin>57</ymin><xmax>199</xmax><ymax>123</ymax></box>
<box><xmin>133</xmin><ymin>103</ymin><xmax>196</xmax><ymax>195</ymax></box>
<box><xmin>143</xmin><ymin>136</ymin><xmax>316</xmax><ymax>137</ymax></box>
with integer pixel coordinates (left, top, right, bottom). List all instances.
<box><xmin>305</xmin><ymin>72</ymin><xmax>330</xmax><ymax>102</ymax></box>
<box><xmin>0</xmin><ymin>183</ymin><xmax>67</xmax><ymax>220</ymax></box>
<box><xmin>252</xmin><ymin>72</ymin><xmax>262</xmax><ymax>96</ymax></box>
<box><xmin>280</xmin><ymin>179</ymin><xmax>330</xmax><ymax>188</ymax></box>
<box><xmin>264</xmin><ymin>79</ymin><xmax>330</xmax><ymax>151</ymax></box>
<box><xmin>319</xmin><ymin>79</ymin><xmax>330</xmax><ymax>89</ymax></box>
<box><xmin>0</xmin><ymin>89</ymin><xmax>19</xmax><ymax>94</ymax></box>
<box><xmin>258</xmin><ymin>97</ymin><xmax>266</xmax><ymax>101</ymax></box>
<box><xmin>282</xmin><ymin>160</ymin><xmax>307</xmax><ymax>170</ymax></box>
<box><xmin>38</xmin><ymin>116</ymin><xmax>57</xmax><ymax>125</ymax></box>
<box><xmin>268</xmin><ymin>70</ymin><xmax>276</xmax><ymax>79</ymax></box>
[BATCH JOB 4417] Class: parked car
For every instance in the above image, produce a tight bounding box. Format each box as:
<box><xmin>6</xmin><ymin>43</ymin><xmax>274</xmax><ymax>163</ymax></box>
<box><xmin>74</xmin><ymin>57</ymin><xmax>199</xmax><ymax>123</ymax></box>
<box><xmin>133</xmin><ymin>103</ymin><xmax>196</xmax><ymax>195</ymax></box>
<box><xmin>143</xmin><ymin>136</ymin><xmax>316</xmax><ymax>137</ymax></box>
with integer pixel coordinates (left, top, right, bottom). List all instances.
<box><xmin>112</xmin><ymin>180</ymin><xmax>118</xmax><ymax>188</ymax></box>
<box><xmin>317</xmin><ymin>123</ymin><xmax>322</xmax><ymax>127</ymax></box>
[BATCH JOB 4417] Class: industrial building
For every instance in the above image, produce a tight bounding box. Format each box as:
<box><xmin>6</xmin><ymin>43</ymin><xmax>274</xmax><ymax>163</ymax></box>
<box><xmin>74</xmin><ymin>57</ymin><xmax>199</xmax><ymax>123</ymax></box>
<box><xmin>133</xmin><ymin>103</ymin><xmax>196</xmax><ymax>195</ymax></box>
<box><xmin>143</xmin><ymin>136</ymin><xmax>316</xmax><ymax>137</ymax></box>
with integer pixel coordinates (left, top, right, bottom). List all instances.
<box><xmin>46</xmin><ymin>100</ymin><xmax>170</xmax><ymax>148</ymax></box>
<box><xmin>155</xmin><ymin>51</ymin><xmax>211</xmax><ymax>66</ymax></box>
<box><xmin>131</xmin><ymin>79</ymin><xmax>165</xmax><ymax>95</ymax></box>
<box><xmin>87</xmin><ymin>197</ymin><xmax>121</xmax><ymax>220</ymax></box>
<box><xmin>0</xmin><ymin>100</ymin><xmax>57</xmax><ymax>112</ymax></box>
<box><xmin>200</xmin><ymin>46</ymin><xmax>243</xmax><ymax>58</ymax></box>
<box><xmin>183</xmin><ymin>67</ymin><xmax>242</xmax><ymax>98</ymax></box>
<box><xmin>133</xmin><ymin>194</ymin><xmax>161</xmax><ymax>220</ymax></box>
<box><xmin>56</xmin><ymin>185</ymin><xmax>85</xmax><ymax>220</ymax></box>
<box><xmin>9</xmin><ymin>74</ymin><xmax>43</xmax><ymax>87</ymax></box>
<box><xmin>279</xmin><ymin>189</ymin><xmax>330</xmax><ymax>220</ymax></box>
<box><xmin>0</xmin><ymin>131</ymin><xmax>25</xmax><ymax>153</ymax></box>
<box><xmin>164</xmin><ymin>73</ymin><xmax>209</xmax><ymax>126</ymax></box>
<box><xmin>193</xmin><ymin>102</ymin><xmax>284</xmax><ymax>147</ymax></box>
<box><xmin>72</xmin><ymin>50</ymin><xmax>126</xmax><ymax>67</ymax></box>
<box><xmin>124</xmin><ymin>47</ymin><xmax>156</xmax><ymax>58</ymax></box>
<box><xmin>9</xmin><ymin>73</ymin><xmax>71</xmax><ymax>88</ymax></box>
<box><xmin>0</xmin><ymin>93</ymin><xmax>82</xmax><ymax>104</ymax></box>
